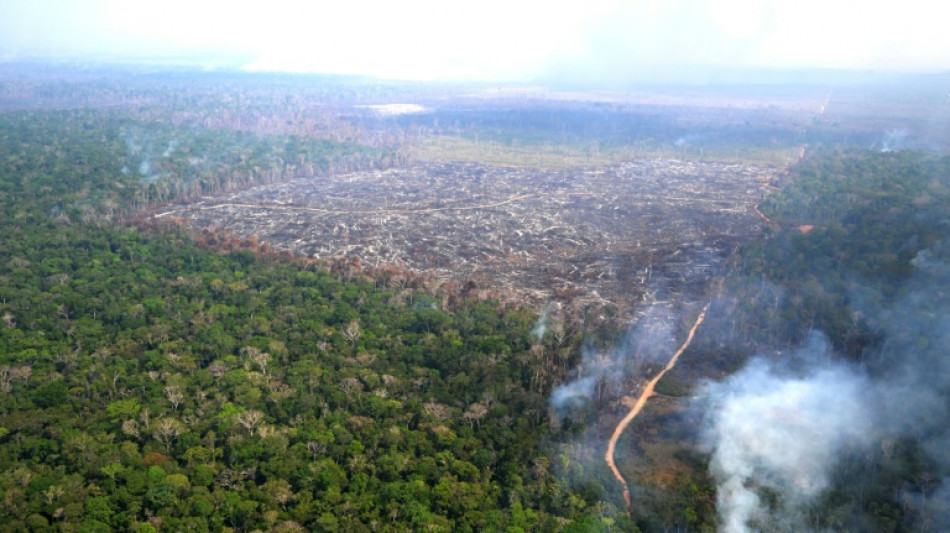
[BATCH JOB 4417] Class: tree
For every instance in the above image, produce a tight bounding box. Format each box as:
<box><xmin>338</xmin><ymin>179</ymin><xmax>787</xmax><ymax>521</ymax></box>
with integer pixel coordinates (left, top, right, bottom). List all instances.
<box><xmin>235</xmin><ymin>410</ymin><xmax>265</xmax><ymax>437</ymax></box>
<box><xmin>164</xmin><ymin>385</ymin><xmax>183</xmax><ymax>411</ymax></box>
<box><xmin>424</xmin><ymin>402</ymin><xmax>452</xmax><ymax>422</ymax></box>
<box><xmin>307</xmin><ymin>440</ymin><xmax>327</xmax><ymax>460</ymax></box>
<box><xmin>461</xmin><ymin>402</ymin><xmax>488</xmax><ymax>429</ymax></box>
<box><xmin>341</xmin><ymin>320</ymin><xmax>361</xmax><ymax>352</ymax></box>
<box><xmin>152</xmin><ymin>418</ymin><xmax>184</xmax><ymax>452</ymax></box>
<box><xmin>242</xmin><ymin>346</ymin><xmax>270</xmax><ymax>376</ymax></box>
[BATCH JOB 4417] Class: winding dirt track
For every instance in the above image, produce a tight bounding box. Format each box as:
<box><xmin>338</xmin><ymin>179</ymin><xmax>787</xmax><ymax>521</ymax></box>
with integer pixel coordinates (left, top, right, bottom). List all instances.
<box><xmin>605</xmin><ymin>303</ymin><xmax>710</xmax><ymax>514</ymax></box>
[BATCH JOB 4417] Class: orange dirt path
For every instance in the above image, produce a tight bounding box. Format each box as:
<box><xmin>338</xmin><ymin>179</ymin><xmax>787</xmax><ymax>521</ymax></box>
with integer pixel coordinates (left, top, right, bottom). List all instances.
<box><xmin>604</xmin><ymin>303</ymin><xmax>709</xmax><ymax>515</ymax></box>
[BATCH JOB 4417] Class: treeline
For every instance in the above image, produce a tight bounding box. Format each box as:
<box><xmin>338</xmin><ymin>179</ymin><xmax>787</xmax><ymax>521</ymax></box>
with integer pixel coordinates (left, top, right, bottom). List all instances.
<box><xmin>0</xmin><ymin>63</ymin><xmax>438</xmax><ymax>147</ymax></box>
<box><xmin>377</xmin><ymin>100</ymin><xmax>808</xmax><ymax>165</ymax></box>
<box><xmin>0</xmin><ymin>109</ymin><xmax>405</xmax><ymax>220</ymax></box>
<box><xmin>120</xmin><ymin>122</ymin><xmax>404</xmax><ymax>209</ymax></box>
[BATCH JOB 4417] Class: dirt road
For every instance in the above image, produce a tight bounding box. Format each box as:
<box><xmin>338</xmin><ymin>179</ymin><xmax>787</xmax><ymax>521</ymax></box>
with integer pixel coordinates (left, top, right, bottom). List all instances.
<box><xmin>604</xmin><ymin>303</ymin><xmax>709</xmax><ymax>514</ymax></box>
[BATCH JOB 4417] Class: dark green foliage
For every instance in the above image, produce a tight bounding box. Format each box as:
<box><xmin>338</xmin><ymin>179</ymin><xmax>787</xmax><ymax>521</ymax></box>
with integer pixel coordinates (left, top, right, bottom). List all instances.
<box><xmin>731</xmin><ymin>148</ymin><xmax>950</xmax><ymax>355</ymax></box>
<box><xmin>30</xmin><ymin>380</ymin><xmax>68</xmax><ymax>408</ymax></box>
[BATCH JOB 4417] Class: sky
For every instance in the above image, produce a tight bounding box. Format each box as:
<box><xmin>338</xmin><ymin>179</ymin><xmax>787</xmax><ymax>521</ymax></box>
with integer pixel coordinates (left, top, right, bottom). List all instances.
<box><xmin>1</xmin><ymin>0</ymin><xmax>948</xmax><ymax>81</ymax></box>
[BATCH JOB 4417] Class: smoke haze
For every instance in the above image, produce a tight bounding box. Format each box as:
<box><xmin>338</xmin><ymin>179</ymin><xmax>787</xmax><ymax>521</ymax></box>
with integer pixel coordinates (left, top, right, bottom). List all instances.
<box><xmin>550</xmin><ymin>303</ymin><xmax>678</xmax><ymax>411</ymax></box>
<box><xmin>701</xmin><ymin>334</ymin><xmax>876</xmax><ymax>532</ymax></box>
<box><xmin>700</xmin><ymin>241</ymin><xmax>950</xmax><ymax>532</ymax></box>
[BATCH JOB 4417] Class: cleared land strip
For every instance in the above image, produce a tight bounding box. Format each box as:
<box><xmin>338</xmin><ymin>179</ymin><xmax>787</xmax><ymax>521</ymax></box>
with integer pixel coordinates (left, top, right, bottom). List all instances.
<box><xmin>150</xmin><ymin>161</ymin><xmax>769</xmax><ymax>324</ymax></box>
<box><xmin>155</xmin><ymin>191</ymin><xmax>743</xmax><ymax>219</ymax></box>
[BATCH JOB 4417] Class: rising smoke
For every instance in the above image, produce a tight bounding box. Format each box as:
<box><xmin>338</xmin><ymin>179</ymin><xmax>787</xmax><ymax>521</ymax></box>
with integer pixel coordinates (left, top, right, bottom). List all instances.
<box><xmin>699</xmin><ymin>241</ymin><xmax>950</xmax><ymax>532</ymax></box>
<box><xmin>550</xmin><ymin>303</ymin><xmax>677</xmax><ymax>411</ymax></box>
<box><xmin>162</xmin><ymin>138</ymin><xmax>178</xmax><ymax>157</ymax></box>
<box><xmin>700</xmin><ymin>333</ymin><xmax>877</xmax><ymax>532</ymax></box>
<box><xmin>874</xmin><ymin>129</ymin><xmax>909</xmax><ymax>152</ymax></box>
<box><xmin>530</xmin><ymin>307</ymin><xmax>551</xmax><ymax>343</ymax></box>
<box><xmin>121</xmin><ymin>128</ymin><xmax>176</xmax><ymax>183</ymax></box>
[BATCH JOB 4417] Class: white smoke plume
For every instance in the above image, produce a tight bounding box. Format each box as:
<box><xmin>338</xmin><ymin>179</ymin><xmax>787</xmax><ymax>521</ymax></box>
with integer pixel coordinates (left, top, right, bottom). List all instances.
<box><xmin>530</xmin><ymin>307</ymin><xmax>550</xmax><ymax>343</ymax></box>
<box><xmin>674</xmin><ymin>133</ymin><xmax>705</xmax><ymax>147</ymax></box>
<box><xmin>550</xmin><ymin>375</ymin><xmax>597</xmax><ymax>410</ymax></box>
<box><xmin>120</xmin><ymin>127</ymin><xmax>169</xmax><ymax>182</ymax></box>
<box><xmin>878</xmin><ymin>129</ymin><xmax>909</xmax><ymax>152</ymax></box>
<box><xmin>701</xmin><ymin>334</ymin><xmax>876</xmax><ymax>532</ymax></box>
<box><xmin>702</xmin><ymin>242</ymin><xmax>950</xmax><ymax>532</ymax></box>
<box><xmin>550</xmin><ymin>303</ymin><xmax>677</xmax><ymax>411</ymax></box>
<box><xmin>162</xmin><ymin>138</ymin><xmax>178</xmax><ymax>157</ymax></box>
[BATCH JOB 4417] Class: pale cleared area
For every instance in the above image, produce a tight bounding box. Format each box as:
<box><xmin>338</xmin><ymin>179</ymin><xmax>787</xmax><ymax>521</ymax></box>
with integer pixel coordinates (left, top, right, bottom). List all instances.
<box><xmin>356</xmin><ymin>104</ymin><xmax>431</xmax><ymax>117</ymax></box>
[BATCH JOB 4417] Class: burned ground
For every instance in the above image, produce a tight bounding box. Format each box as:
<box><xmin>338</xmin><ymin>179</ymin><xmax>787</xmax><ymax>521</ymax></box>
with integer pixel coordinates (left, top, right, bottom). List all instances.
<box><xmin>156</xmin><ymin>159</ymin><xmax>774</xmax><ymax>322</ymax></box>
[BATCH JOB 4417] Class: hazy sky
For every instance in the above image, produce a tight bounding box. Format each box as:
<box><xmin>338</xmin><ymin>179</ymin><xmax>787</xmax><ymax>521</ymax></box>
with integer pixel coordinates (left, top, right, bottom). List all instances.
<box><xmin>2</xmin><ymin>0</ymin><xmax>948</xmax><ymax>81</ymax></box>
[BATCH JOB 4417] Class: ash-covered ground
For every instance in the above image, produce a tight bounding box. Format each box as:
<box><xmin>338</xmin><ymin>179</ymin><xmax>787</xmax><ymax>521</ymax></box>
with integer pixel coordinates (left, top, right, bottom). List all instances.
<box><xmin>156</xmin><ymin>160</ymin><xmax>775</xmax><ymax>321</ymax></box>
